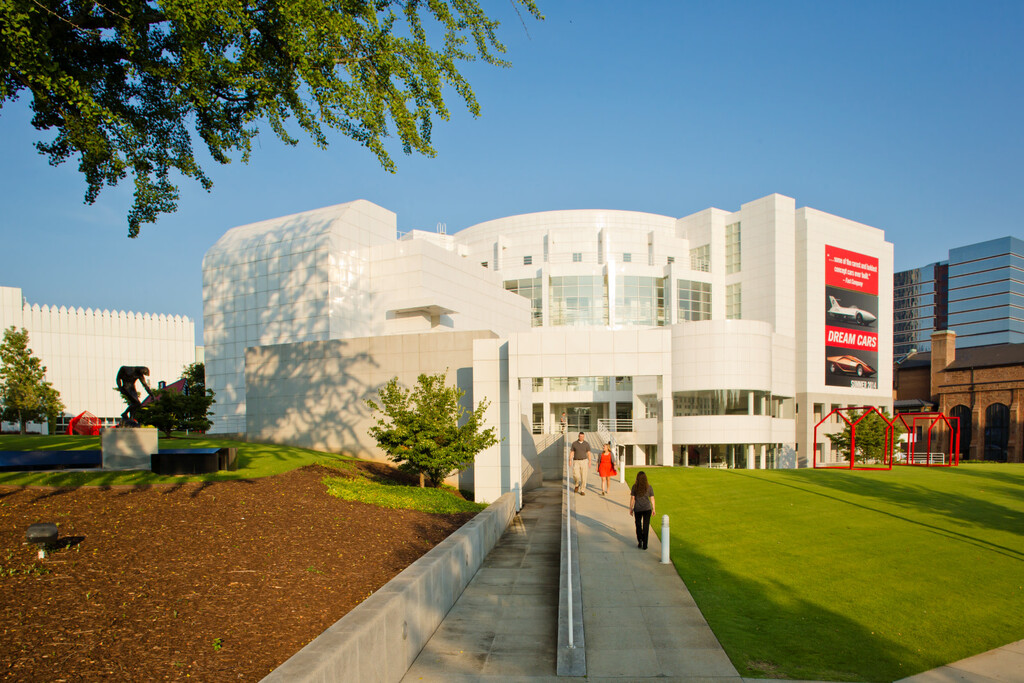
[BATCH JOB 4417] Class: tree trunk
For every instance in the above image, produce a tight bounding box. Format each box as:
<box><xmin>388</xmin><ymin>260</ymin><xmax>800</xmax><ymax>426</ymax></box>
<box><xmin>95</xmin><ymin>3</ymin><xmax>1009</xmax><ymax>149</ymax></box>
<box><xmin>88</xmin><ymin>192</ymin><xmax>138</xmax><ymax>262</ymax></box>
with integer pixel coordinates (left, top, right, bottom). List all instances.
<box><xmin>419</xmin><ymin>471</ymin><xmax>425</xmax><ymax>488</ymax></box>
<box><xmin>19</xmin><ymin>412</ymin><xmax>26</xmax><ymax>435</ymax></box>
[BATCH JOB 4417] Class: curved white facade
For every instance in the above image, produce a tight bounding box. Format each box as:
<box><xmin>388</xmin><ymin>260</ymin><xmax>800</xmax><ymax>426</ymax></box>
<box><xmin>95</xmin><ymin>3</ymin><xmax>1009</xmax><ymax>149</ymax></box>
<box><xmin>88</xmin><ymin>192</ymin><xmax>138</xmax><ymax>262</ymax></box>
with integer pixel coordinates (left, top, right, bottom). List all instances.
<box><xmin>204</xmin><ymin>193</ymin><xmax>895</xmax><ymax>502</ymax></box>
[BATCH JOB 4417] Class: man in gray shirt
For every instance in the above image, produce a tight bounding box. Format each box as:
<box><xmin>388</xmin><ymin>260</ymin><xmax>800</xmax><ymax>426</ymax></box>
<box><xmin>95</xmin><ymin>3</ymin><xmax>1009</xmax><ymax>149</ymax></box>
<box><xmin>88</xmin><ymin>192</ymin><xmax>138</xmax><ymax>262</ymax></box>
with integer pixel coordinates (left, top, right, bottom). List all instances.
<box><xmin>568</xmin><ymin>432</ymin><xmax>592</xmax><ymax>495</ymax></box>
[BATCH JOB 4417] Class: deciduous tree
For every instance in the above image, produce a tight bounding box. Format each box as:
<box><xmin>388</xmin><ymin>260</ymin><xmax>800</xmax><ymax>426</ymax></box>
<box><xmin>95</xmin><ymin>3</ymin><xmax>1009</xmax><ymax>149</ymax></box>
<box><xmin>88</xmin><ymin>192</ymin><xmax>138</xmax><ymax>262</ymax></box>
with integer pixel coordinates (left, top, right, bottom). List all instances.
<box><xmin>366</xmin><ymin>371</ymin><xmax>497</xmax><ymax>487</ymax></box>
<box><xmin>1</xmin><ymin>0</ymin><xmax>541</xmax><ymax>236</ymax></box>
<box><xmin>0</xmin><ymin>326</ymin><xmax>64</xmax><ymax>434</ymax></box>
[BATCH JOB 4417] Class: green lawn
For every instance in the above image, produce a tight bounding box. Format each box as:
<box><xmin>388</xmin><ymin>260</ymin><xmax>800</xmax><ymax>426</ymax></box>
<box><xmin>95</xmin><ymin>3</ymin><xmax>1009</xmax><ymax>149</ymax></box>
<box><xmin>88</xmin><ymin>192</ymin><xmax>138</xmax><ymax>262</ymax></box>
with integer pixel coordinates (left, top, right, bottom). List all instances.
<box><xmin>630</xmin><ymin>464</ymin><xmax>1024</xmax><ymax>682</ymax></box>
<box><xmin>0</xmin><ymin>433</ymin><xmax>351</xmax><ymax>486</ymax></box>
<box><xmin>324</xmin><ymin>472</ymin><xmax>486</xmax><ymax>514</ymax></box>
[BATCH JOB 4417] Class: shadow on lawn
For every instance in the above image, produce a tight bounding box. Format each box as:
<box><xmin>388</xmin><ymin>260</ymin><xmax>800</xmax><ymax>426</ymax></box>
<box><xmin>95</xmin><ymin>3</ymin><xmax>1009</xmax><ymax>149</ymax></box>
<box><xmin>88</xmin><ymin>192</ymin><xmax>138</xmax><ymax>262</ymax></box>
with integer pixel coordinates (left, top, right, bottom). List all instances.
<box><xmin>943</xmin><ymin>465</ymin><xmax>1024</xmax><ymax>489</ymax></box>
<box><xmin>673</xmin><ymin>536</ymin><xmax>921</xmax><ymax>681</ymax></box>
<box><xmin>746</xmin><ymin>470</ymin><xmax>1024</xmax><ymax>561</ymax></box>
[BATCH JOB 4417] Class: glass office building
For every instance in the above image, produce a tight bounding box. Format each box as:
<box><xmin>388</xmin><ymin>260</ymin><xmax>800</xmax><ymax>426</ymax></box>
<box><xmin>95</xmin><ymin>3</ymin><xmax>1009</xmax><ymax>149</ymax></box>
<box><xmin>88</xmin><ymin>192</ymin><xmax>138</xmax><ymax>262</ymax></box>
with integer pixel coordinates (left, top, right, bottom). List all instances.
<box><xmin>894</xmin><ymin>262</ymin><xmax>947</xmax><ymax>357</ymax></box>
<box><xmin>894</xmin><ymin>237</ymin><xmax>1023</xmax><ymax>356</ymax></box>
<box><xmin>948</xmin><ymin>237</ymin><xmax>1024</xmax><ymax>348</ymax></box>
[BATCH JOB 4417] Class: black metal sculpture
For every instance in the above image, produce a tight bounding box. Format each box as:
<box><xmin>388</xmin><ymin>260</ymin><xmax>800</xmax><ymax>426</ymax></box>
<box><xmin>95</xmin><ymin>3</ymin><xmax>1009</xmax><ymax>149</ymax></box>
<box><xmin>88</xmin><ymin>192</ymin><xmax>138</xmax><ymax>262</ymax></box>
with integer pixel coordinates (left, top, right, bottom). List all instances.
<box><xmin>116</xmin><ymin>366</ymin><xmax>154</xmax><ymax>427</ymax></box>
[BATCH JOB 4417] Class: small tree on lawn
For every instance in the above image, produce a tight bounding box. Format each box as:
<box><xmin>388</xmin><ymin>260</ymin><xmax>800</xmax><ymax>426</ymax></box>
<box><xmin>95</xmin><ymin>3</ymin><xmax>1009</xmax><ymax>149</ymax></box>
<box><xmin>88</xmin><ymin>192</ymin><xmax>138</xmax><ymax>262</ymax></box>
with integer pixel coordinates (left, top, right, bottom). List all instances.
<box><xmin>827</xmin><ymin>408</ymin><xmax>905</xmax><ymax>464</ymax></box>
<box><xmin>366</xmin><ymin>372</ymin><xmax>498</xmax><ymax>488</ymax></box>
<box><xmin>138</xmin><ymin>362</ymin><xmax>215</xmax><ymax>437</ymax></box>
<box><xmin>0</xmin><ymin>326</ymin><xmax>64</xmax><ymax>433</ymax></box>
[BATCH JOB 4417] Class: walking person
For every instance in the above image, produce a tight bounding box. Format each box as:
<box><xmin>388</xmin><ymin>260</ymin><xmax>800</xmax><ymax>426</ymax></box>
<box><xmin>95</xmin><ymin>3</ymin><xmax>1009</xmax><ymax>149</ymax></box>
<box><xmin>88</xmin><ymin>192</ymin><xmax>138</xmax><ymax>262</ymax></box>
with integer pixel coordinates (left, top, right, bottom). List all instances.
<box><xmin>596</xmin><ymin>442</ymin><xmax>617</xmax><ymax>495</ymax></box>
<box><xmin>629</xmin><ymin>471</ymin><xmax>655</xmax><ymax>549</ymax></box>
<box><xmin>568</xmin><ymin>432</ymin><xmax>592</xmax><ymax>495</ymax></box>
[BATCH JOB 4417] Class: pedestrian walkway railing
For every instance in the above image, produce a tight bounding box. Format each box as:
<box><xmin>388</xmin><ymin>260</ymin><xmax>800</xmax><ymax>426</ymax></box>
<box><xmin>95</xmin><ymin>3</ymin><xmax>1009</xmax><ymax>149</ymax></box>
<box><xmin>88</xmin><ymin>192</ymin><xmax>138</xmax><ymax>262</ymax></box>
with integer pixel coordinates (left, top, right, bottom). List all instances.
<box><xmin>565</xmin><ymin>445</ymin><xmax>572</xmax><ymax>647</ymax></box>
<box><xmin>558</xmin><ymin>435</ymin><xmax>585</xmax><ymax>676</ymax></box>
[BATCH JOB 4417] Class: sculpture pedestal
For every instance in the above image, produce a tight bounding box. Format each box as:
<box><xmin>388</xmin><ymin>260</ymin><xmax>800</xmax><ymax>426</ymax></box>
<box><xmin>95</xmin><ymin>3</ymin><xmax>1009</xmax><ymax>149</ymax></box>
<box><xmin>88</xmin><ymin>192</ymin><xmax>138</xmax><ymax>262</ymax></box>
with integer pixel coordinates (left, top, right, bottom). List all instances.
<box><xmin>101</xmin><ymin>428</ymin><xmax>159</xmax><ymax>470</ymax></box>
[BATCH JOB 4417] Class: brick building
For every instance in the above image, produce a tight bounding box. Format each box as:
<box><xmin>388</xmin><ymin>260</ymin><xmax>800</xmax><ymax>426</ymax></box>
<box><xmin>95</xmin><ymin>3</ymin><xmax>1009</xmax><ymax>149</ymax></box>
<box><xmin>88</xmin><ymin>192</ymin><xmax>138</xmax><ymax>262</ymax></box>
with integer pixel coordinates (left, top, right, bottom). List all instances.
<box><xmin>894</xmin><ymin>329</ymin><xmax>1023</xmax><ymax>462</ymax></box>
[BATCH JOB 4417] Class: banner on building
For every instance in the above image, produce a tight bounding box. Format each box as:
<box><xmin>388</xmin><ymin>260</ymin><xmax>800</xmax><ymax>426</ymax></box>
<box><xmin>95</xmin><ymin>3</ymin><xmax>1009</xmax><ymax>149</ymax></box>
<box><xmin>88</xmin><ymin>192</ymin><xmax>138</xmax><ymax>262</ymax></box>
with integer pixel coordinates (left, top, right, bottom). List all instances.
<box><xmin>825</xmin><ymin>245</ymin><xmax>879</xmax><ymax>389</ymax></box>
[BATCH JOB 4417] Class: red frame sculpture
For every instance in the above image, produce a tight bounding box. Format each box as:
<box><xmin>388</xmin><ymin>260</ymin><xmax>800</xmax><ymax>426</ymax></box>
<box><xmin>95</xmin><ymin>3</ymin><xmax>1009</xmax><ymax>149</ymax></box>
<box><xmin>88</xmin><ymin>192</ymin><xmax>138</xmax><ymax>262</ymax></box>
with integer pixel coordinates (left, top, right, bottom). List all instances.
<box><xmin>813</xmin><ymin>405</ymin><xmax>894</xmax><ymax>470</ymax></box>
<box><xmin>67</xmin><ymin>411</ymin><xmax>102</xmax><ymax>436</ymax></box>
<box><xmin>894</xmin><ymin>412</ymin><xmax>960</xmax><ymax>467</ymax></box>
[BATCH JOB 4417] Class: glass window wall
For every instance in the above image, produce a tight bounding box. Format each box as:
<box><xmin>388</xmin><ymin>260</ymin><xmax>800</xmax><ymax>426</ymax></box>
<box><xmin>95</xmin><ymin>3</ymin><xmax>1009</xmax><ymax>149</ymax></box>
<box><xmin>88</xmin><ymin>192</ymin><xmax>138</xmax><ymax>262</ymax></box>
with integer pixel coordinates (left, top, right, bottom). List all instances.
<box><xmin>614</xmin><ymin>275</ymin><xmax>665</xmax><ymax>327</ymax></box>
<box><xmin>726</xmin><ymin>222</ymin><xmax>741</xmax><ymax>274</ymax></box>
<box><xmin>726</xmin><ymin>283</ymin><xmax>742</xmax><ymax>319</ymax></box>
<box><xmin>673</xmin><ymin>390</ymin><xmax>786</xmax><ymax>417</ymax></box>
<box><xmin>548</xmin><ymin>376</ymin><xmax>633</xmax><ymax>392</ymax></box>
<box><xmin>549</xmin><ymin>275</ymin><xmax>608</xmax><ymax>326</ymax></box>
<box><xmin>690</xmin><ymin>244</ymin><xmax>710</xmax><ymax>272</ymax></box>
<box><xmin>504</xmin><ymin>277</ymin><xmax>543</xmax><ymax>326</ymax></box>
<box><xmin>677</xmin><ymin>279</ymin><xmax>711</xmax><ymax>321</ymax></box>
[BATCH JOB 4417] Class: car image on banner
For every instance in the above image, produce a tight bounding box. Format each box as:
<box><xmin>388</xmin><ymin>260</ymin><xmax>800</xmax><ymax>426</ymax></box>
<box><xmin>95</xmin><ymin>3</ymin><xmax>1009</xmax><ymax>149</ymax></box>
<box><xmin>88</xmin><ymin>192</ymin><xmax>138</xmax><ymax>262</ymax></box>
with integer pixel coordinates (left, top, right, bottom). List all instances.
<box><xmin>827</xmin><ymin>295</ymin><xmax>877</xmax><ymax>326</ymax></box>
<box><xmin>827</xmin><ymin>354</ymin><xmax>876</xmax><ymax>378</ymax></box>
<box><xmin>825</xmin><ymin>245</ymin><xmax>879</xmax><ymax>390</ymax></box>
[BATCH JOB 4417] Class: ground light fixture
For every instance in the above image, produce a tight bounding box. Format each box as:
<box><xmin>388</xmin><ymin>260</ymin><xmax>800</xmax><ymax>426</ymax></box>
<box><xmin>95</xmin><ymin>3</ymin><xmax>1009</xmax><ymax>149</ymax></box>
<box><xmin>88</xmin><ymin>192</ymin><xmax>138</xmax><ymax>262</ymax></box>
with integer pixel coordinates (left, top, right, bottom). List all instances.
<box><xmin>26</xmin><ymin>522</ymin><xmax>58</xmax><ymax>559</ymax></box>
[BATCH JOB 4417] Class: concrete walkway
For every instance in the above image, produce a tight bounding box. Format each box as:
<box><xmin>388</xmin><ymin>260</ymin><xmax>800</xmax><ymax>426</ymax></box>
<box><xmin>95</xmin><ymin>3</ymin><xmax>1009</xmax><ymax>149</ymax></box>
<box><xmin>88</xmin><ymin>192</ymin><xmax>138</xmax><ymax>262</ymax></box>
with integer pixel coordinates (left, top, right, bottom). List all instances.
<box><xmin>403</xmin><ymin>472</ymin><xmax>743</xmax><ymax>681</ymax></box>
<box><xmin>573</xmin><ymin>472</ymin><xmax>741</xmax><ymax>681</ymax></box>
<box><xmin>403</xmin><ymin>469</ymin><xmax>1021</xmax><ymax>682</ymax></box>
<box><xmin>895</xmin><ymin>639</ymin><xmax>1024</xmax><ymax>682</ymax></box>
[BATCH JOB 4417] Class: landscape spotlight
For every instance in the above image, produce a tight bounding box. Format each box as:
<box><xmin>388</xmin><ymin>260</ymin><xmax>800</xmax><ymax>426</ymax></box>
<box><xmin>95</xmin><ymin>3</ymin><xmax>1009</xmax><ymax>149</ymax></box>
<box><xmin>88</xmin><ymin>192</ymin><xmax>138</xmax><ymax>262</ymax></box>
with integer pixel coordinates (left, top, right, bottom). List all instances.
<box><xmin>25</xmin><ymin>523</ymin><xmax>58</xmax><ymax>559</ymax></box>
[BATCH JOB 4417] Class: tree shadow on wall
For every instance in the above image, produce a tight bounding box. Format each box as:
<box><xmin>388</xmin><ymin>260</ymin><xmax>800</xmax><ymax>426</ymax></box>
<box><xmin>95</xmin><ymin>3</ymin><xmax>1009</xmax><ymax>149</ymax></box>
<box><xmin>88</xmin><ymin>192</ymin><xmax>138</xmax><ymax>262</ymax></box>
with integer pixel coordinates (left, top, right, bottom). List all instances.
<box><xmin>245</xmin><ymin>339</ymin><xmax>384</xmax><ymax>457</ymax></box>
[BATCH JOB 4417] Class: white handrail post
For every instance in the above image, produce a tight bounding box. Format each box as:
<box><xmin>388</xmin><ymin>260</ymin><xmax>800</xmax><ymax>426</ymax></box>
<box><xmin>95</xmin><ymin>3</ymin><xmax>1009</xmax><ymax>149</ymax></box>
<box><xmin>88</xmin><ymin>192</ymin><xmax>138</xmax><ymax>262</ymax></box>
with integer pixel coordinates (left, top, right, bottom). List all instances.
<box><xmin>660</xmin><ymin>514</ymin><xmax>670</xmax><ymax>564</ymax></box>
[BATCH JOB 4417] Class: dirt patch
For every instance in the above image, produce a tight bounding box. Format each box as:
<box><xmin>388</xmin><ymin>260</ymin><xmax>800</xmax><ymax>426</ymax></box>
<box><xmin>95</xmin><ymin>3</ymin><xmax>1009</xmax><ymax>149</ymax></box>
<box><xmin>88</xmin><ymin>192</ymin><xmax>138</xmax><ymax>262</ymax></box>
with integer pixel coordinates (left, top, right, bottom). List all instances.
<box><xmin>0</xmin><ymin>464</ymin><xmax>476</xmax><ymax>681</ymax></box>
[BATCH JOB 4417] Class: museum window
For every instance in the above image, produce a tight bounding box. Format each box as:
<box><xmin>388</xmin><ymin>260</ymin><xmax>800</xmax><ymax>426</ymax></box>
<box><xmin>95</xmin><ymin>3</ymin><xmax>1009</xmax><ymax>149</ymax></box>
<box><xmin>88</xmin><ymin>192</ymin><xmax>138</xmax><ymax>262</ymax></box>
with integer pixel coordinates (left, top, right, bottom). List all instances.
<box><xmin>641</xmin><ymin>397</ymin><xmax>659</xmax><ymax>419</ymax></box>
<box><xmin>614</xmin><ymin>275</ymin><xmax>666</xmax><ymax>326</ymax></box>
<box><xmin>622</xmin><ymin>253</ymin><xmax>632</xmax><ymax>263</ymax></box>
<box><xmin>532</xmin><ymin>377</ymin><xmax>544</xmax><ymax>391</ymax></box>
<box><xmin>677</xmin><ymin>279</ymin><xmax>711</xmax><ymax>321</ymax></box>
<box><xmin>503</xmin><ymin>277</ymin><xmax>543</xmax><ymax>326</ymax></box>
<box><xmin>667</xmin><ymin>256</ymin><xmax>675</xmax><ymax>264</ymax></box>
<box><xmin>572</xmin><ymin>252</ymin><xmax>583</xmax><ymax>263</ymax></box>
<box><xmin>672</xmin><ymin>390</ymin><xmax>778</xmax><ymax>417</ymax></box>
<box><xmin>549</xmin><ymin>275</ymin><xmax>608</xmax><ymax>326</ymax></box>
<box><xmin>726</xmin><ymin>283</ymin><xmax>742</xmax><ymax>319</ymax></box>
<box><xmin>481</xmin><ymin>261</ymin><xmax>488</xmax><ymax>269</ymax></box>
<box><xmin>726</xmin><ymin>222</ymin><xmax>741</xmax><ymax>274</ymax></box>
<box><xmin>523</xmin><ymin>255</ymin><xmax>532</xmax><ymax>265</ymax></box>
<box><xmin>690</xmin><ymin>244</ymin><xmax>710</xmax><ymax>272</ymax></box>
<box><xmin>548</xmin><ymin>376</ymin><xmax>630</xmax><ymax>392</ymax></box>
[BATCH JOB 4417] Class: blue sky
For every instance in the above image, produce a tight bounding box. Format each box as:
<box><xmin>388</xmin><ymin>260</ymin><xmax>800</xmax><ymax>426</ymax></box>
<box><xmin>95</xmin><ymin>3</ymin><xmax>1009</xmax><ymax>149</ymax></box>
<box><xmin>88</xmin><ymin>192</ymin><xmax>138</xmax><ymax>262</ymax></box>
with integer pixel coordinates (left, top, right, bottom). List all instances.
<box><xmin>1</xmin><ymin>1</ymin><xmax>1021</xmax><ymax>344</ymax></box>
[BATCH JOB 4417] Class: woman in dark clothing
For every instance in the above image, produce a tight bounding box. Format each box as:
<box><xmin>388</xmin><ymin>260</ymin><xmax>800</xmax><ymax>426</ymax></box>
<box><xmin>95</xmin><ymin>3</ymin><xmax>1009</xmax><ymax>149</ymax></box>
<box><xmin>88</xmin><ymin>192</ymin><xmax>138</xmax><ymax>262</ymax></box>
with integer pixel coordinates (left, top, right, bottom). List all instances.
<box><xmin>629</xmin><ymin>471</ymin><xmax>655</xmax><ymax>549</ymax></box>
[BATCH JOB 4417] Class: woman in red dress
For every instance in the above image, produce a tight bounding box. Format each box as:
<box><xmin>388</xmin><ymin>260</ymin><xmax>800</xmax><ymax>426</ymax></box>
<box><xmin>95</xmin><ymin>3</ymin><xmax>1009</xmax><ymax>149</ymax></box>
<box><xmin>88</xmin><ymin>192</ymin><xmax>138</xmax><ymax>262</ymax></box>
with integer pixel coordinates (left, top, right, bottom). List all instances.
<box><xmin>597</xmin><ymin>442</ymin><xmax>617</xmax><ymax>495</ymax></box>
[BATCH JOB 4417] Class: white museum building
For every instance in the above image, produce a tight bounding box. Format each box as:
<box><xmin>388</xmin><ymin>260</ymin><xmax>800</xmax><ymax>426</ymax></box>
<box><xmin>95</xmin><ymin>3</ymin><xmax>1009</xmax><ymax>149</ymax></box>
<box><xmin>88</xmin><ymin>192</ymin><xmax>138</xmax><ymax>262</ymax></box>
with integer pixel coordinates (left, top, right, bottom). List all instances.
<box><xmin>0</xmin><ymin>286</ymin><xmax>197</xmax><ymax>430</ymax></box>
<box><xmin>202</xmin><ymin>193</ymin><xmax>894</xmax><ymax>503</ymax></box>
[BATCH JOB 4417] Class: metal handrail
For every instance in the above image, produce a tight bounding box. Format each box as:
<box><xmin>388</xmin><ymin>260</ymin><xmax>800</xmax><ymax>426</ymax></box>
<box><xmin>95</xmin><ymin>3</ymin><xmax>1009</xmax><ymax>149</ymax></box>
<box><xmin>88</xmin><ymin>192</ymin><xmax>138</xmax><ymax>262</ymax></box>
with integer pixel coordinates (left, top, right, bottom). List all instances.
<box><xmin>597</xmin><ymin>418</ymin><xmax>633</xmax><ymax>432</ymax></box>
<box><xmin>565</xmin><ymin>436</ymin><xmax>574</xmax><ymax>648</ymax></box>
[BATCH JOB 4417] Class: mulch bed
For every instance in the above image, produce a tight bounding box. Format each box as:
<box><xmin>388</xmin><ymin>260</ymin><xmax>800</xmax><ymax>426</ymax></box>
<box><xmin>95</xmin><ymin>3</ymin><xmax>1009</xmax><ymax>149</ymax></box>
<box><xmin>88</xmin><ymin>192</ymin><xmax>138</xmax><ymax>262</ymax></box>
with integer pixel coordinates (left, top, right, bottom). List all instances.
<box><xmin>0</xmin><ymin>464</ymin><xmax>477</xmax><ymax>681</ymax></box>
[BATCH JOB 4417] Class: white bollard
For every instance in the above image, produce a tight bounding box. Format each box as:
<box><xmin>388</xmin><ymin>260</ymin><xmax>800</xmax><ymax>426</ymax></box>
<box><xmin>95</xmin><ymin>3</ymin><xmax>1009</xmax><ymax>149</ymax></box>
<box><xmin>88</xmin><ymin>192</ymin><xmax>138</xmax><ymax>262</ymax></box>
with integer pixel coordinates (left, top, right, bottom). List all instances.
<box><xmin>660</xmin><ymin>514</ymin><xmax>670</xmax><ymax>564</ymax></box>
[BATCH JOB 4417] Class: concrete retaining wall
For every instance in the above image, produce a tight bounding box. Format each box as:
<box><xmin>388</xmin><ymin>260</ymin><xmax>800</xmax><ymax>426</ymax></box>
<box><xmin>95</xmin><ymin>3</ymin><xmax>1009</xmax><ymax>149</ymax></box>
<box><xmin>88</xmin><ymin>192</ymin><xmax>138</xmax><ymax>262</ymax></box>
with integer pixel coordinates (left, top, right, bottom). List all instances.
<box><xmin>262</xmin><ymin>491</ymin><xmax>517</xmax><ymax>683</ymax></box>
